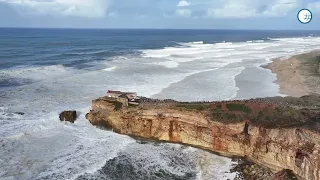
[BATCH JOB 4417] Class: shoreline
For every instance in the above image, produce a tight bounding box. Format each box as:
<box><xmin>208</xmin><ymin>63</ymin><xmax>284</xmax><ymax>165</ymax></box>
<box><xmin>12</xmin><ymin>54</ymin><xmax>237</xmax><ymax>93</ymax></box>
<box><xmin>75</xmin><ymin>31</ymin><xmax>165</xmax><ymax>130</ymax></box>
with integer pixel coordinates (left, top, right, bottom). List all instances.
<box><xmin>234</xmin><ymin>65</ymin><xmax>283</xmax><ymax>100</ymax></box>
<box><xmin>262</xmin><ymin>50</ymin><xmax>320</xmax><ymax>97</ymax></box>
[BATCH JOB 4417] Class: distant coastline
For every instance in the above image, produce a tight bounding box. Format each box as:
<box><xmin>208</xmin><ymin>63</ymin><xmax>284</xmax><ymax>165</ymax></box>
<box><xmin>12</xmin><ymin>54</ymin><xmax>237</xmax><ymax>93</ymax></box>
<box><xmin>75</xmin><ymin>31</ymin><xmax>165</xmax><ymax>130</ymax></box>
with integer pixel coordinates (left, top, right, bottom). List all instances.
<box><xmin>264</xmin><ymin>50</ymin><xmax>320</xmax><ymax>97</ymax></box>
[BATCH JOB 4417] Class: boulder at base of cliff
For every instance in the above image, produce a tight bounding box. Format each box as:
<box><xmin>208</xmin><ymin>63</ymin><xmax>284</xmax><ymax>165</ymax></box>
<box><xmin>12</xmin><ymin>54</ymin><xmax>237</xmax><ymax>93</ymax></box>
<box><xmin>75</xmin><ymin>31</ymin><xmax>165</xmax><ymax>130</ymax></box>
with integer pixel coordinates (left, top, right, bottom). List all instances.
<box><xmin>272</xmin><ymin>169</ymin><xmax>298</xmax><ymax>180</ymax></box>
<box><xmin>59</xmin><ymin>111</ymin><xmax>77</xmax><ymax>123</ymax></box>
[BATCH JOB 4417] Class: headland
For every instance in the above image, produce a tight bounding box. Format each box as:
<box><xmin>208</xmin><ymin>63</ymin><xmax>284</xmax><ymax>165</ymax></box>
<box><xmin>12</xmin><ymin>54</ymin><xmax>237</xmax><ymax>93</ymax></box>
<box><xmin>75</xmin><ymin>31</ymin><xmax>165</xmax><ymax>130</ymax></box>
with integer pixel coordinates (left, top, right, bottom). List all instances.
<box><xmin>84</xmin><ymin>51</ymin><xmax>320</xmax><ymax>180</ymax></box>
<box><xmin>86</xmin><ymin>94</ymin><xmax>320</xmax><ymax>180</ymax></box>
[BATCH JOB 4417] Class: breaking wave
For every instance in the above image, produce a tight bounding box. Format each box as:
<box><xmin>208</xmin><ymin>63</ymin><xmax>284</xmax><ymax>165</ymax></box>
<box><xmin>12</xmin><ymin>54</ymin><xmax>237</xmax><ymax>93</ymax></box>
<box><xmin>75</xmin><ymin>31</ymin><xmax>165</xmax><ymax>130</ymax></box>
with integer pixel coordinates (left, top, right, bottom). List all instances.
<box><xmin>1</xmin><ymin>35</ymin><xmax>320</xmax><ymax>179</ymax></box>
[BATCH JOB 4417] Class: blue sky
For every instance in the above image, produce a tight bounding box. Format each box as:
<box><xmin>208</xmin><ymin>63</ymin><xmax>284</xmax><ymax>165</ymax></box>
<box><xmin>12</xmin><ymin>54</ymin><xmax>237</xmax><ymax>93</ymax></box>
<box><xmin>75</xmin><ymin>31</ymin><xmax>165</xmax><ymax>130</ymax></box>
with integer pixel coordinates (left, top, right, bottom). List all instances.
<box><xmin>0</xmin><ymin>0</ymin><xmax>319</xmax><ymax>29</ymax></box>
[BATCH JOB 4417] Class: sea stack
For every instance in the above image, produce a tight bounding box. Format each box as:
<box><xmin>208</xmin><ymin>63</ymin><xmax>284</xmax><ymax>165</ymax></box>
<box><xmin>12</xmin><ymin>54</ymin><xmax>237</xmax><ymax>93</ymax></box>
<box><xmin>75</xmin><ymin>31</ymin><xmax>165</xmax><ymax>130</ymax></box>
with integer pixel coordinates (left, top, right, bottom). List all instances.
<box><xmin>59</xmin><ymin>110</ymin><xmax>77</xmax><ymax>123</ymax></box>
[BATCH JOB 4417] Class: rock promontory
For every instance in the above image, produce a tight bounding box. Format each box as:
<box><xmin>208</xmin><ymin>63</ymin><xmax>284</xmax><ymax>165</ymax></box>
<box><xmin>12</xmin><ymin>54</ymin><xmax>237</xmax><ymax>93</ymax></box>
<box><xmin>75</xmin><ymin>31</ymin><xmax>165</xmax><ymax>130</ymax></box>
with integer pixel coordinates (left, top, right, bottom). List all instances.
<box><xmin>86</xmin><ymin>96</ymin><xmax>320</xmax><ymax>180</ymax></box>
<box><xmin>59</xmin><ymin>110</ymin><xmax>77</xmax><ymax>123</ymax></box>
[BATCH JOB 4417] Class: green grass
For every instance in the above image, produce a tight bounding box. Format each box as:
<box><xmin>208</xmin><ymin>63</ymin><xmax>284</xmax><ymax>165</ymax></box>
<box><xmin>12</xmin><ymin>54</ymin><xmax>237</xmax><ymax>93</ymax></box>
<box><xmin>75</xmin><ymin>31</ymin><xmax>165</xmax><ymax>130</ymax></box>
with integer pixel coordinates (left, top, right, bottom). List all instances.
<box><xmin>175</xmin><ymin>100</ymin><xmax>316</xmax><ymax>128</ymax></box>
<box><xmin>300</xmin><ymin>55</ymin><xmax>320</xmax><ymax>75</ymax></box>
<box><xmin>113</xmin><ymin>101</ymin><xmax>123</xmax><ymax>111</ymax></box>
<box><xmin>226</xmin><ymin>103</ymin><xmax>252</xmax><ymax>113</ymax></box>
<box><xmin>266</xmin><ymin>115</ymin><xmax>272</xmax><ymax>121</ymax></box>
<box><xmin>128</xmin><ymin>103</ymin><xmax>139</xmax><ymax>108</ymax></box>
<box><xmin>257</xmin><ymin>111</ymin><xmax>264</xmax><ymax>119</ymax></box>
<box><xmin>176</xmin><ymin>104</ymin><xmax>210</xmax><ymax>111</ymax></box>
<box><xmin>211</xmin><ymin>109</ymin><xmax>243</xmax><ymax>122</ymax></box>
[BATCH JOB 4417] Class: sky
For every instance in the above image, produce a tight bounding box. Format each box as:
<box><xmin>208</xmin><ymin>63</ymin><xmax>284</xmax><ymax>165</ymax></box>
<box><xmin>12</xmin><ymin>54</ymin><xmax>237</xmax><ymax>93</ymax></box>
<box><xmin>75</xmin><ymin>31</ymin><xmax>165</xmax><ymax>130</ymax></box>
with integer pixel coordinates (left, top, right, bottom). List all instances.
<box><xmin>0</xmin><ymin>0</ymin><xmax>319</xmax><ymax>30</ymax></box>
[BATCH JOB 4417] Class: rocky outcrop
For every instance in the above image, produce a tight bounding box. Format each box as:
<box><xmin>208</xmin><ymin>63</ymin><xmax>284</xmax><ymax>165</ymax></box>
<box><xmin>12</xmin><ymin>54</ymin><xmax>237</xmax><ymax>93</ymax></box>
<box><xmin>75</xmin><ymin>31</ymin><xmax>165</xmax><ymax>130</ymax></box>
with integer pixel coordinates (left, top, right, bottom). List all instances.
<box><xmin>59</xmin><ymin>110</ymin><xmax>77</xmax><ymax>123</ymax></box>
<box><xmin>14</xmin><ymin>112</ymin><xmax>25</xmax><ymax>115</ymax></box>
<box><xmin>86</xmin><ymin>97</ymin><xmax>320</xmax><ymax>180</ymax></box>
<box><xmin>272</xmin><ymin>169</ymin><xmax>298</xmax><ymax>180</ymax></box>
<box><xmin>231</xmin><ymin>159</ymin><xmax>274</xmax><ymax>179</ymax></box>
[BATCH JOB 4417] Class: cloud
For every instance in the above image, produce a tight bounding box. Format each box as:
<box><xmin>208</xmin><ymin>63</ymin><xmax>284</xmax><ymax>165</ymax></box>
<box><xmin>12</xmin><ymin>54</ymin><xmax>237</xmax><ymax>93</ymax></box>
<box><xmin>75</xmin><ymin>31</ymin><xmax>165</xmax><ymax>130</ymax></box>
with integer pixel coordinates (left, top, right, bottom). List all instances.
<box><xmin>177</xmin><ymin>1</ymin><xmax>190</xmax><ymax>7</ymax></box>
<box><xmin>176</xmin><ymin>1</ymin><xmax>191</xmax><ymax>17</ymax></box>
<box><xmin>176</xmin><ymin>9</ymin><xmax>192</xmax><ymax>17</ymax></box>
<box><xmin>307</xmin><ymin>1</ymin><xmax>320</xmax><ymax>12</ymax></box>
<box><xmin>207</xmin><ymin>2</ymin><xmax>256</xmax><ymax>18</ymax></box>
<box><xmin>206</xmin><ymin>0</ymin><xmax>298</xmax><ymax>18</ymax></box>
<box><xmin>0</xmin><ymin>0</ymin><xmax>109</xmax><ymax>18</ymax></box>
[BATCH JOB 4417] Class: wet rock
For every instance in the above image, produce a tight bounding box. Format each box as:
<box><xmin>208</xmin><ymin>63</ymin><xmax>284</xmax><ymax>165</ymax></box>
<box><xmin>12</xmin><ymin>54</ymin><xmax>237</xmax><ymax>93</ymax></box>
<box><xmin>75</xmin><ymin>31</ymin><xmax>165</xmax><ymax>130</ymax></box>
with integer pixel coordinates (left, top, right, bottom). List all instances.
<box><xmin>14</xmin><ymin>112</ymin><xmax>25</xmax><ymax>115</ymax></box>
<box><xmin>59</xmin><ymin>110</ymin><xmax>77</xmax><ymax>123</ymax></box>
<box><xmin>272</xmin><ymin>169</ymin><xmax>298</xmax><ymax>180</ymax></box>
<box><xmin>231</xmin><ymin>158</ymin><xmax>274</xmax><ymax>180</ymax></box>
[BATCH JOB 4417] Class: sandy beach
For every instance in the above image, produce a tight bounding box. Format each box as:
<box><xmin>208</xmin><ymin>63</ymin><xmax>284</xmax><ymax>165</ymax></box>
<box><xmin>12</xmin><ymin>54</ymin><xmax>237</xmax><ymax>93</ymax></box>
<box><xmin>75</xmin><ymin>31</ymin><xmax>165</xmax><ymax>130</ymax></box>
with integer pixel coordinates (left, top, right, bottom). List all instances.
<box><xmin>264</xmin><ymin>50</ymin><xmax>320</xmax><ymax>97</ymax></box>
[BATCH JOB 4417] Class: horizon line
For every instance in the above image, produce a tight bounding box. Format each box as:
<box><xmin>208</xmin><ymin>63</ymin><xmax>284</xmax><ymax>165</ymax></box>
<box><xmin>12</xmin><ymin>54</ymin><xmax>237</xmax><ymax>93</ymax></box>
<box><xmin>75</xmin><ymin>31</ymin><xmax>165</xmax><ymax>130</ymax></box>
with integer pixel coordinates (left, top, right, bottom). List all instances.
<box><xmin>0</xmin><ymin>27</ymin><xmax>319</xmax><ymax>31</ymax></box>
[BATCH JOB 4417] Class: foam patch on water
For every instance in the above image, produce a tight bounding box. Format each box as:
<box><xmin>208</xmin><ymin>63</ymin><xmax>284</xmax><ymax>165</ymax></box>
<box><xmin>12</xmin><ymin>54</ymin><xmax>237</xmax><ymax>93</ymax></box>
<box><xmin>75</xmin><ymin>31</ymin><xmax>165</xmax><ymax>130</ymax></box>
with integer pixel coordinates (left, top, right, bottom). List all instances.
<box><xmin>153</xmin><ymin>67</ymin><xmax>244</xmax><ymax>101</ymax></box>
<box><xmin>136</xmin><ymin>36</ymin><xmax>320</xmax><ymax>99</ymax></box>
<box><xmin>3</xmin><ymin>36</ymin><xmax>320</xmax><ymax>102</ymax></box>
<box><xmin>141</xmin><ymin>37</ymin><xmax>320</xmax><ymax>71</ymax></box>
<box><xmin>77</xmin><ymin>143</ymin><xmax>237</xmax><ymax>180</ymax></box>
<box><xmin>1</xmin><ymin>36</ymin><xmax>320</xmax><ymax>179</ymax></box>
<box><xmin>103</xmin><ymin>66</ymin><xmax>118</xmax><ymax>71</ymax></box>
<box><xmin>0</xmin><ymin>107</ymin><xmax>238</xmax><ymax>180</ymax></box>
<box><xmin>0</xmin><ymin>108</ymin><xmax>136</xmax><ymax>180</ymax></box>
<box><xmin>246</xmin><ymin>40</ymin><xmax>265</xmax><ymax>43</ymax></box>
<box><xmin>0</xmin><ymin>65</ymin><xmax>78</xmax><ymax>83</ymax></box>
<box><xmin>193</xmin><ymin>147</ymin><xmax>237</xmax><ymax>180</ymax></box>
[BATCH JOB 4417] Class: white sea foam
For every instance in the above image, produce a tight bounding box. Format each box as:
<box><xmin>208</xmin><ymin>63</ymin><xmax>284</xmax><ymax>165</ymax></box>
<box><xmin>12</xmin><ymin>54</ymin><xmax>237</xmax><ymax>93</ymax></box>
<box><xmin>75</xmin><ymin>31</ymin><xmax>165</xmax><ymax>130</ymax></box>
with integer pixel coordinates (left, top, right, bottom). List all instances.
<box><xmin>151</xmin><ymin>61</ymin><xmax>180</xmax><ymax>68</ymax></box>
<box><xmin>141</xmin><ymin>36</ymin><xmax>320</xmax><ymax>71</ymax></box>
<box><xmin>194</xmin><ymin>147</ymin><xmax>238</xmax><ymax>180</ymax></box>
<box><xmin>0</xmin><ymin>65</ymin><xmax>75</xmax><ymax>82</ymax></box>
<box><xmin>0</xmin><ymin>108</ymin><xmax>136</xmax><ymax>180</ymax></box>
<box><xmin>67</xmin><ymin>50</ymin><xmax>107</xmax><ymax>55</ymax></box>
<box><xmin>1</xmin><ymin>36</ymin><xmax>320</xmax><ymax>179</ymax></box>
<box><xmin>152</xmin><ymin>67</ymin><xmax>244</xmax><ymax>101</ymax></box>
<box><xmin>191</xmin><ymin>41</ymin><xmax>204</xmax><ymax>44</ymax></box>
<box><xmin>103</xmin><ymin>66</ymin><xmax>118</xmax><ymax>71</ymax></box>
<box><xmin>247</xmin><ymin>40</ymin><xmax>265</xmax><ymax>43</ymax></box>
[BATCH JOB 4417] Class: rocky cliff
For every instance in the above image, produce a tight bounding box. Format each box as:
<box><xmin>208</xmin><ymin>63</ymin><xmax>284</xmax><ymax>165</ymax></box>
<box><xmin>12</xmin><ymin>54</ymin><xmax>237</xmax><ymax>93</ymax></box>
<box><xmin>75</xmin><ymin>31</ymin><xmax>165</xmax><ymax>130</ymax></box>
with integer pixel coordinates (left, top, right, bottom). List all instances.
<box><xmin>86</xmin><ymin>96</ymin><xmax>320</xmax><ymax>180</ymax></box>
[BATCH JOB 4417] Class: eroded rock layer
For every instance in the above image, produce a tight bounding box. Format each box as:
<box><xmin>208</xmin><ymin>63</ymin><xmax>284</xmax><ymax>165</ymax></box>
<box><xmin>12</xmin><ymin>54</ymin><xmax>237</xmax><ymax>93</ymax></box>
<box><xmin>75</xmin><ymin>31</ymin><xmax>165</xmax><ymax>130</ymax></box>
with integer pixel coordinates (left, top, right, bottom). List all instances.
<box><xmin>86</xmin><ymin>96</ymin><xmax>320</xmax><ymax>180</ymax></box>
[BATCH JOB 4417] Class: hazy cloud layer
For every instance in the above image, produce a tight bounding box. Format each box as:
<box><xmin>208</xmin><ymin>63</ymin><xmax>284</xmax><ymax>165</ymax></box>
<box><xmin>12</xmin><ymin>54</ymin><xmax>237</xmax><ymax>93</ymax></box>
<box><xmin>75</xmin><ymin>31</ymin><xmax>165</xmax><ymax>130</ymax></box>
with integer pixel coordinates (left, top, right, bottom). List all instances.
<box><xmin>0</xmin><ymin>0</ymin><xmax>319</xmax><ymax>29</ymax></box>
<box><xmin>0</xmin><ymin>0</ymin><xmax>109</xmax><ymax>17</ymax></box>
<box><xmin>206</xmin><ymin>0</ymin><xmax>299</xmax><ymax>18</ymax></box>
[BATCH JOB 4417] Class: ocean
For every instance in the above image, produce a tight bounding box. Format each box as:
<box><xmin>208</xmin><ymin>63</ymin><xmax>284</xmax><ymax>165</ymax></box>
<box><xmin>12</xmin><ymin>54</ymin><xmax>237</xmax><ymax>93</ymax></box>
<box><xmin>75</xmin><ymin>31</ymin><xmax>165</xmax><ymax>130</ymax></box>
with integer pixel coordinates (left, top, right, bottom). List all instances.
<box><xmin>1</xmin><ymin>28</ymin><xmax>320</xmax><ymax>180</ymax></box>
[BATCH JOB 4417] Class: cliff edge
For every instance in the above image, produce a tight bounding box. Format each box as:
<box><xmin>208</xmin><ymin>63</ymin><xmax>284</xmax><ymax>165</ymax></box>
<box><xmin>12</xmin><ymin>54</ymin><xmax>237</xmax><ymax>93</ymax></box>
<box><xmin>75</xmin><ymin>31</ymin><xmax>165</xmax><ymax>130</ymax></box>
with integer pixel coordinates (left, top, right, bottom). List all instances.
<box><xmin>86</xmin><ymin>96</ymin><xmax>320</xmax><ymax>180</ymax></box>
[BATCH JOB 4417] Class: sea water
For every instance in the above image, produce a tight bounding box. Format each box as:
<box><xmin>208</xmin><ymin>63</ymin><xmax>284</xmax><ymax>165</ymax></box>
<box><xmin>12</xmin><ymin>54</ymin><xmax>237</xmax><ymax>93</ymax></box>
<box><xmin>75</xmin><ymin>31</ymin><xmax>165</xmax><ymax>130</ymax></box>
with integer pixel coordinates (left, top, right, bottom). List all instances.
<box><xmin>1</xmin><ymin>28</ymin><xmax>320</xmax><ymax>180</ymax></box>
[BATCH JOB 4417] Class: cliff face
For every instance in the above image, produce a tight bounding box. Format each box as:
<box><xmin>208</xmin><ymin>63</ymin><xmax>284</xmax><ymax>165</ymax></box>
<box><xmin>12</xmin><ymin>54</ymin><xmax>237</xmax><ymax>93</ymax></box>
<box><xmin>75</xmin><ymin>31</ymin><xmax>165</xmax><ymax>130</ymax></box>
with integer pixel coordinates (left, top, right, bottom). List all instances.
<box><xmin>86</xmin><ymin>97</ymin><xmax>320</xmax><ymax>180</ymax></box>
